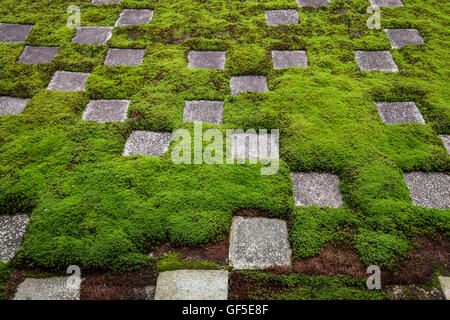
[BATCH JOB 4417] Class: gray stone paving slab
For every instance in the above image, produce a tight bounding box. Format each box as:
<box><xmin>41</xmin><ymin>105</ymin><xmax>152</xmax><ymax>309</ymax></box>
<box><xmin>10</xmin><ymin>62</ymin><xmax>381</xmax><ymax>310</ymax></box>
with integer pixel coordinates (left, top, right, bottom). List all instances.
<box><xmin>71</xmin><ymin>27</ymin><xmax>113</xmax><ymax>45</ymax></box>
<box><xmin>438</xmin><ymin>276</ymin><xmax>450</xmax><ymax>300</ymax></box>
<box><xmin>369</xmin><ymin>0</ymin><xmax>403</xmax><ymax>7</ymax></box>
<box><xmin>184</xmin><ymin>100</ymin><xmax>224</xmax><ymax>124</ymax></box>
<box><xmin>403</xmin><ymin>172</ymin><xmax>450</xmax><ymax>210</ymax></box>
<box><xmin>188</xmin><ymin>51</ymin><xmax>226</xmax><ymax>70</ymax></box>
<box><xmin>385</xmin><ymin>29</ymin><xmax>424</xmax><ymax>49</ymax></box>
<box><xmin>439</xmin><ymin>135</ymin><xmax>450</xmax><ymax>155</ymax></box>
<box><xmin>229</xmin><ymin>217</ymin><xmax>291</xmax><ymax>270</ymax></box>
<box><xmin>0</xmin><ymin>215</ymin><xmax>29</xmax><ymax>262</ymax></box>
<box><xmin>92</xmin><ymin>0</ymin><xmax>121</xmax><ymax>3</ymax></box>
<box><xmin>18</xmin><ymin>46</ymin><xmax>59</xmax><ymax>64</ymax></box>
<box><xmin>82</xmin><ymin>100</ymin><xmax>130</xmax><ymax>123</ymax></box>
<box><xmin>265</xmin><ymin>10</ymin><xmax>299</xmax><ymax>26</ymax></box>
<box><xmin>296</xmin><ymin>0</ymin><xmax>331</xmax><ymax>7</ymax></box>
<box><xmin>155</xmin><ymin>270</ymin><xmax>228</xmax><ymax>300</ymax></box>
<box><xmin>123</xmin><ymin>131</ymin><xmax>172</xmax><ymax>157</ymax></box>
<box><xmin>0</xmin><ymin>23</ymin><xmax>33</xmax><ymax>43</ymax></box>
<box><xmin>354</xmin><ymin>51</ymin><xmax>398</xmax><ymax>72</ymax></box>
<box><xmin>230</xmin><ymin>76</ymin><xmax>269</xmax><ymax>95</ymax></box>
<box><xmin>291</xmin><ymin>172</ymin><xmax>343</xmax><ymax>207</ymax></box>
<box><xmin>272</xmin><ymin>50</ymin><xmax>308</xmax><ymax>69</ymax></box>
<box><xmin>115</xmin><ymin>9</ymin><xmax>154</xmax><ymax>26</ymax></box>
<box><xmin>0</xmin><ymin>97</ymin><xmax>30</xmax><ymax>116</ymax></box>
<box><xmin>375</xmin><ymin>102</ymin><xmax>425</xmax><ymax>124</ymax></box>
<box><xmin>231</xmin><ymin>132</ymin><xmax>279</xmax><ymax>160</ymax></box>
<box><xmin>47</xmin><ymin>71</ymin><xmax>90</xmax><ymax>91</ymax></box>
<box><xmin>13</xmin><ymin>277</ymin><xmax>80</xmax><ymax>300</ymax></box>
<box><xmin>104</xmin><ymin>48</ymin><xmax>145</xmax><ymax>66</ymax></box>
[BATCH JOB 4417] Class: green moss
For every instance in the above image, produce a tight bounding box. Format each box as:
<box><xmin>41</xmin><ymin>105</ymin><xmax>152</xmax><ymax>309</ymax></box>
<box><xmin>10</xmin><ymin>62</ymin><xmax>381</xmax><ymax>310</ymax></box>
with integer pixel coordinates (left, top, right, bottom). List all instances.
<box><xmin>0</xmin><ymin>262</ymin><xmax>12</xmax><ymax>300</ymax></box>
<box><xmin>155</xmin><ymin>252</ymin><xmax>219</xmax><ymax>274</ymax></box>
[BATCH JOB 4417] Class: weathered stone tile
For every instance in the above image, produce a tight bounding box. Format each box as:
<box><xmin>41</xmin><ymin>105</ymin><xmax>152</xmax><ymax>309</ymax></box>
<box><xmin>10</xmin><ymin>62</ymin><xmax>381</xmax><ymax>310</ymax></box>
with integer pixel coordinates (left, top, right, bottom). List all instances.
<box><xmin>18</xmin><ymin>46</ymin><xmax>59</xmax><ymax>64</ymax></box>
<box><xmin>104</xmin><ymin>48</ymin><xmax>145</xmax><ymax>66</ymax></box>
<box><xmin>403</xmin><ymin>172</ymin><xmax>450</xmax><ymax>209</ymax></box>
<box><xmin>354</xmin><ymin>51</ymin><xmax>398</xmax><ymax>71</ymax></box>
<box><xmin>183</xmin><ymin>100</ymin><xmax>224</xmax><ymax>124</ymax></box>
<box><xmin>375</xmin><ymin>102</ymin><xmax>425</xmax><ymax>124</ymax></box>
<box><xmin>0</xmin><ymin>97</ymin><xmax>30</xmax><ymax>116</ymax></box>
<box><xmin>0</xmin><ymin>215</ymin><xmax>29</xmax><ymax>262</ymax></box>
<box><xmin>230</xmin><ymin>76</ymin><xmax>269</xmax><ymax>95</ymax></box>
<box><xmin>291</xmin><ymin>172</ymin><xmax>343</xmax><ymax>207</ymax></box>
<box><xmin>265</xmin><ymin>10</ymin><xmax>299</xmax><ymax>26</ymax></box>
<box><xmin>0</xmin><ymin>23</ymin><xmax>33</xmax><ymax>43</ymax></box>
<box><xmin>47</xmin><ymin>71</ymin><xmax>90</xmax><ymax>91</ymax></box>
<box><xmin>188</xmin><ymin>51</ymin><xmax>226</xmax><ymax>70</ymax></box>
<box><xmin>115</xmin><ymin>9</ymin><xmax>154</xmax><ymax>26</ymax></box>
<box><xmin>385</xmin><ymin>29</ymin><xmax>424</xmax><ymax>49</ymax></box>
<box><xmin>296</xmin><ymin>0</ymin><xmax>330</xmax><ymax>7</ymax></box>
<box><xmin>123</xmin><ymin>131</ymin><xmax>172</xmax><ymax>157</ymax></box>
<box><xmin>272</xmin><ymin>50</ymin><xmax>308</xmax><ymax>69</ymax></box>
<box><xmin>82</xmin><ymin>100</ymin><xmax>130</xmax><ymax>123</ymax></box>
<box><xmin>13</xmin><ymin>277</ymin><xmax>80</xmax><ymax>300</ymax></box>
<box><xmin>369</xmin><ymin>0</ymin><xmax>403</xmax><ymax>7</ymax></box>
<box><xmin>439</xmin><ymin>135</ymin><xmax>450</xmax><ymax>155</ymax></box>
<box><xmin>71</xmin><ymin>27</ymin><xmax>113</xmax><ymax>45</ymax></box>
<box><xmin>231</xmin><ymin>131</ymin><xmax>279</xmax><ymax>160</ymax></box>
<box><xmin>92</xmin><ymin>0</ymin><xmax>121</xmax><ymax>4</ymax></box>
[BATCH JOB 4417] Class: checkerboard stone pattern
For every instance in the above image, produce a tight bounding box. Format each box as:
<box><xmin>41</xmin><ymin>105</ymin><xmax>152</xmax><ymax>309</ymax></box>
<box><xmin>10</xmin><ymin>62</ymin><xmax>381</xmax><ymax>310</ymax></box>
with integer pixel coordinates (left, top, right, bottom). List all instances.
<box><xmin>188</xmin><ymin>51</ymin><xmax>226</xmax><ymax>70</ymax></box>
<box><xmin>231</xmin><ymin>132</ymin><xmax>279</xmax><ymax>160</ymax></box>
<box><xmin>116</xmin><ymin>9</ymin><xmax>154</xmax><ymax>26</ymax></box>
<box><xmin>13</xmin><ymin>277</ymin><xmax>80</xmax><ymax>300</ymax></box>
<box><xmin>104</xmin><ymin>48</ymin><xmax>145</xmax><ymax>66</ymax></box>
<box><xmin>403</xmin><ymin>172</ymin><xmax>450</xmax><ymax>210</ymax></box>
<box><xmin>369</xmin><ymin>0</ymin><xmax>403</xmax><ymax>7</ymax></box>
<box><xmin>155</xmin><ymin>270</ymin><xmax>228</xmax><ymax>300</ymax></box>
<box><xmin>123</xmin><ymin>131</ymin><xmax>172</xmax><ymax>157</ymax></box>
<box><xmin>0</xmin><ymin>23</ymin><xmax>33</xmax><ymax>43</ymax></box>
<box><xmin>0</xmin><ymin>97</ymin><xmax>30</xmax><ymax>116</ymax></box>
<box><xmin>0</xmin><ymin>215</ymin><xmax>29</xmax><ymax>262</ymax></box>
<box><xmin>291</xmin><ymin>172</ymin><xmax>343</xmax><ymax>207</ymax></box>
<box><xmin>375</xmin><ymin>102</ymin><xmax>425</xmax><ymax>124</ymax></box>
<box><xmin>354</xmin><ymin>51</ymin><xmax>398</xmax><ymax>72</ymax></box>
<box><xmin>272</xmin><ymin>50</ymin><xmax>308</xmax><ymax>69</ymax></box>
<box><xmin>72</xmin><ymin>27</ymin><xmax>113</xmax><ymax>45</ymax></box>
<box><xmin>47</xmin><ymin>71</ymin><xmax>90</xmax><ymax>92</ymax></box>
<box><xmin>439</xmin><ymin>135</ymin><xmax>450</xmax><ymax>154</ymax></box>
<box><xmin>92</xmin><ymin>0</ymin><xmax>121</xmax><ymax>3</ymax></box>
<box><xmin>82</xmin><ymin>100</ymin><xmax>130</xmax><ymax>123</ymax></box>
<box><xmin>229</xmin><ymin>217</ymin><xmax>292</xmax><ymax>270</ymax></box>
<box><xmin>438</xmin><ymin>276</ymin><xmax>450</xmax><ymax>300</ymax></box>
<box><xmin>230</xmin><ymin>76</ymin><xmax>269</xmax><ymax>95</ymax></box>
<box><xmin>296</xmin><ymin>0</ymin><xmax>330</xmax><ymax>7</ymax></box>
<box><xmin>265</xmin><ymin>10</ymin><xmax>299</xmax><ymax>26</ymax></box>
<box><xmin>18</xmin><ymin>46</ymin><xmax>59</xmax><ymax>64</ymax></box>
<box><xmin>385</xmin><ymin>29</ymin><xmax>424</xmax><ymax>49</ymax></box>
<box><xmin>183</xmin><ymin>100</ymin><xmax>224</xmax><ymax>124</ymax></box>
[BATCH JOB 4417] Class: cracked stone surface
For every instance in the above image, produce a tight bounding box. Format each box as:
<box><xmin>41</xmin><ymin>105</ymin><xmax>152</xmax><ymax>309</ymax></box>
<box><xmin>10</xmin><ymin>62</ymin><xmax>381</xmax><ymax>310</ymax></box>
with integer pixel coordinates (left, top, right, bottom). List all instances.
<box><xmin>0</xmin><ymin>97</ymin><xmax>30</xmax><ymax>116</ymax></box>
<box><xmin>188</xmin><ymin>51</ymin><xmax>226</xmax><ymax>69</ymax></box>
<box><xmin>13</xmin><ymin>277</ymin><xmax>80</xmax><ymax>300</ymax></box>
<box><xmin>355</xmin><ymin>51</ymin><xmax>398</xmax><ymax>71</ymax></box>
<box><xmin>155</xmin><ymin>270</ymin><xmax>228</xmax><ymax>300</ymax></box>
<box><xmin>231</xmin><ymin>132</ymin><xmax>279</xmax><ymax>160</ymax></box>
<box><xmin>369</xmin><ymin>0</ymin><xmax>403</xmax><ymax>6</ymax></box>
<box><xmin>104</xmin><ymin>48</ymin><xmax>145</xmax><ymax>66</ymax></box>
<box><xmin>296</xmin><ymin>0</ymin><xmax>330</xmax><ymax>7</ymax></box>
<box><xmin>265</xmin><ymin>10</ymin><xmax>299</xmax><ymax>26</ymax></box>
<box><xmin>71</xmin><ymin>27</ymin><xmax>113</xmax><ymax>45</ymax></box>
<box><xmin>92</xmin><ymin>0</ymin><xmax>121</xmax><ymax>3</ymax></box>
<box><xmin>229</xmin><ymin>217</ymin><xmax>292</xmax><ymax>270</ymax></box>
<box><xmin>439</xmin><ymin>135</ymin><xmax>450</xmax><ymax>154</ymax></box>
<box><xmin>385</xmin><ymin>29</ymin><xmax>424</xmax><ymax>49</ymax></box>
<box><xmin>291</xmin><ymin>172</ymin><xmax>343</xmax><ymax>207</ymax></box>
<box><xmin>123</xmin><ymin>131</ymin><xmax>172</xmax><ymax>157</ymax></box>
<box><xmin>47</xmin><ymin>71</ymin><xmax>90</xmax><ymax>91</ymax></box>
<box><xmin>0</xmin><ymin>23</ymin><xmax>33</xmax><ymax>43</ymax></box>
<box><xmin>115</xmin><ymin>9</ymin><xmax>154</xmax><ymax>26</ymax></box>
<box><xmin>403</xmin><ymin>172</ymin><xmax>450</xmax><ymax>210</ymax></box>
<box><xmin>0</xmin><ymin>214</ymin><xmax>29</xmax><ymax>262</ymax></box>
<box><xmin>230</xmin><ymin>76</ymin><xmax>269</xmax><ymax>95</ymax></box>
<box><xmin>18</xmin><ymin>46</ymin><xmax>59</xmax><ymax>64</ymax></box>
<box><xmin>272</xmin><ymin>50</ymin><xmax>308</xmax><ymax>69</ymax></box>
<box><xmin>82</xmin><ymin>100</ymin><xmax>130</xmax><ymax>123</ymax></box>
<box><xmin>375</xmin><ymin>102</ymin><xmax>425</xmax><ymax>124</ymax></box>
<box><xmin>438</xmin><ymin>276</ymin><xmax>450</xmax><ymax>300</ymax></box>
<box><xmin>183</xmin><ymin>100</ymin><xmax>224</xmax><ymax>124</ymax></box>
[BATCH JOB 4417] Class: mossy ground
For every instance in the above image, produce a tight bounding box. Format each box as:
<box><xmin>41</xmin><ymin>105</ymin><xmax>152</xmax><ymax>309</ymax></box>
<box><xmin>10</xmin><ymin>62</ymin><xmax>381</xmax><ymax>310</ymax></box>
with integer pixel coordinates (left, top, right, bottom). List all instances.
<box><xmin>0</xmin><ymin>0</ymin><xmax>449</xmax><ymax>299</ymax></box>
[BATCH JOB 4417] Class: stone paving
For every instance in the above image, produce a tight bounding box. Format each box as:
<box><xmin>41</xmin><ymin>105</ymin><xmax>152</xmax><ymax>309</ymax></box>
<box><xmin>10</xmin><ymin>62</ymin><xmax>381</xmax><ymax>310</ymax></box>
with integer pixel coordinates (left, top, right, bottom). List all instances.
<box><xmin>354</xmin><ymin>51</ymin><xmax>398</xmax><ymax>72</ymax></box>
<box><xmin>231</xmin><ymin>132</ymin><xmax>279</xmax><ymax>160</ymax></box>
<box><xmin>0</xmin><ymin>97</ymin><xmax>30</xmax><ymax>116</ymax></box>
<box><xmin>439</xmin><ymin>135</ymin><xmax>450</xmax><ymax>154</ymax></box>
<box><xmin>290</xmin><ymin>172</ymin><xmax>343</xmax><ymax>207</ymax></box>
<box><xmin>0</xmin><ymin>214</ymin><xmax>29</xmax><ymax>262</ymax></box>
<box><xmin>18</xmin><ymin>46</ymin><xmax>59</xmax><ymax>64</ymax></box>
<box><xmin>375</xmin><ymin>101</ymin><xmax>425</xmax><ymax>124</ymax></box>
<box><xmin>265</xmin><ymin>10</ymin><xmax>299</xmax><ymax>26</ymax></box>
<box><xmin>82</xmin><ymin>100</ymin><xmax>130</xmax><ymax>123</ymax></box>
<box><xmin>92</xmin><ymin>0</ymin><xmax>121</xmax><ymax>4</ymax></box>
<box><xmin>188</xmin><ymin>51</ymin><xmax>226</xmax><ymax>70</ymax></box>
<box><xmin>438</xmin><ymin>276</ymin><xmax>450</xmax><ymax>300</ymax></box>
<box><xmin>0</xmin><ymin>23</ymin><xmax>33</xmax><ymax>43</ymax></box>
<box><xmin>369</xmin><ymin>0</ymin><xmax>404</xmax><ymax>7</ymax></box>
<box><xmin>13</xmin><ymin>277</ymin><xmax>80</xmax><ymax>300</ymax></box>
<box><xmin>72</xmin><ymin>27</ymin><xmax>113</xmax><ymax>45</ymax></box>
<box><xmin>123</xmin><ymin>131</ymin><xmax>172</xmax><ymax>157</ymax></box>
<box><xmin>384</xmin><ymin>29</ymin><xmax>424</xmax><ymax>49</ymax></box>
<box><xmin>104</xmin><ymin>48</ymin><xmax>145</xmax><ymax>66</ymax></box>
<box><xmin>296</xmin><ymin>0</ymin><xmax>330</xmax><ymax>7</ymax></box>
<box><xmin>183</xmin><ymin>100</ymin><xmax>224</xmax><ymax>124</ymax></box>
<box><xmin>403</xmin><ymin>172</ymin><xmax>450</xmax><ymax>210</ymax></box>
<box><xmin>272</xmin><ymin>50</ymin><xmax>308</xmax><ymax>69</ymax></box>
<box><xmin>47</xmin><ymin>71</ymin><xmax>90</xmax><ymax>92</ymax></box>
<box><xmin>115</xmin><ymin>9</ymin><xmax>154</xmax><ymax>27</ymax></box>
<box><xmin>230</xmin><ymin>76</ymin><xmax>269</xmax><ymax>95</ymax></box>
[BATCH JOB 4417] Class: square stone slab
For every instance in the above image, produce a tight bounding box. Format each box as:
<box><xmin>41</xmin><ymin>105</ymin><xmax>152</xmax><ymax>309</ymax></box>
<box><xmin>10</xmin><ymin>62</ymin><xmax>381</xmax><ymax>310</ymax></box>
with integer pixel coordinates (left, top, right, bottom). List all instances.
<box><xmin>188</xmin><ymin>51</ymin><xmax>226</xmax><ymax>70</ymax></box>
<box><xmin>403</xmin><ymin>172</ymin><xmax>450</xmax><ymax>210</ymax></box>
<box><xmin>0</xmin><ymin>97</ymin><xmax>30</xmax><ymax>116</ymax></box>
<box><xmin>123</xmin><ymin>131</ymin><xmax>172</xmax><ymax>157</ymax></box>
<box><xmin>71</xmin><ymin>27</ymin><xmax>113</xmax><ymax>45</ymax></box>
<box><xmin>296</xmin><ymin>0</ymin><xmax>331</xmax><ymax>7</ymax></box>
<box><xmin>230</xmin><ymin>76</ymin><xmax>269</xmax><ymax>95</ymax></box>
<box><xmin>272</xmin><ymin>50</ymin><xmax>308</xmax><ymax>69</ymax></box>
<box><xmin>375</xmin><ymin>102</ymin><xmax>425</xmax><ymax>124</ymax></box>
<box><xmin>82</xmin><ymin>100</ymin><xmax>130</xmax><ymax>123</ymax></box>
<box><xmin>18</xmin><ymin>46</ymin><xmax>59</xmax><ymax>64</ymax></box>
<box><xmin>229</xmin><ymin>217</ymin><xmax>292</xmax><ymax>270</ymax></box>
<box><xmin>439</xmin><ymin>135</ymin><xmax>450</xmax><ymax>154</ymax></box>
<box><xmin>438</xmin><ymin>276</ymin><xmax>450</xmax><ymax>300</ymax></box>
<box><xmin>291</xmin><ymin>172</ymin><xmax>343</xmax><ymax>207</ymax></box>
<box><xmin>384</xmin><ymin>29</ymin><xmax>424</xmax><ymax>49</ymax></box>
<box><xmin>265</xmin><ymin>10</ymin><xmax>299</xmax><ymax>26</ymax></box>
<box><xmin>47</xmin><ymin>71</ymin><xmax>90</xmax><ymax>92</ymax></box>
<box><xmin>369</xmin><ymin>0</ymin><xmax>403</xmax><ymax>7</ymax></box>
<box><xmin>104</xmin><ymin>48</ymin><xmax>145</xmax><ymax>66</ymax></box>
<box><xmin>0</xmin><ymin>23</ymin><xmax>33</xmax><ymax>43</ymax></box>
<box><xmin>92</xmin><ymin>0</ymin><xmax>121</xmax><ymax>3</ymax></box>
<box><xmin>184</xmin><ymin>100</ymin><xmax>224</xmax><ymax>124</ymax></box>
<box><xmin>354</xmin><ymin>51</ymin><xmax>398</xmax><ymax>72</ymax></box>
<box><xmin>155</xmin><ymin>270</ymin><xmax>228</xmax><ymax>300</ymax></box>
<box><xmin>13</xmin><ymin>277</ymin><xmax>80</xmax><ymax>300</ymax></box>
<box><xmin>115</xmin><ymin>9</ymin><xmax>154</xmax><ymax>26</ymax></box>
<box><xmin>0</xmin><ymin>215</ymin><xmax>29</xmax><ymax>262</ymax></box>
<box><xmin>232</xmin><ymin>132</ymin><xmax>279</xmax><ymax>160</ymax></box>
